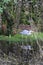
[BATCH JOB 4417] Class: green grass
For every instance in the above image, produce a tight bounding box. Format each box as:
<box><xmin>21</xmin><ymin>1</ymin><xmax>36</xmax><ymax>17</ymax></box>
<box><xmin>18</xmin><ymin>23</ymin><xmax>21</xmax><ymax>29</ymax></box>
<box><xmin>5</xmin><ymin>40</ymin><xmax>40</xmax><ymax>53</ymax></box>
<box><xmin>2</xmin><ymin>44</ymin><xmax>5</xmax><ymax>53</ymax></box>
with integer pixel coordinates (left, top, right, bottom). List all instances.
<box><xmin>0</xmin><ymin>32</ymin><xmax>43</xmax><ymax>42</ymax></box>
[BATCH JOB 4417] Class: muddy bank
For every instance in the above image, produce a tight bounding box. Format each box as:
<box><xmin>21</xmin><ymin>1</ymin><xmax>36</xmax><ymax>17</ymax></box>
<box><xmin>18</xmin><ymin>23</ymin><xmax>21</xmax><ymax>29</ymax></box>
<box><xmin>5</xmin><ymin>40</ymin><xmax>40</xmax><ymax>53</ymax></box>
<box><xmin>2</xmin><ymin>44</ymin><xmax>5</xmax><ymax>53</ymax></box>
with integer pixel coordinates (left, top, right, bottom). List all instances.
<box><xmin>0</xmin><ymin>40</ymin><xmax>43</xmax><ymax>65</ymax></box>
<box><xmin>0</xmin><ymin>40</ymin><xmax>39</xmax><ymax>55</ymax></box>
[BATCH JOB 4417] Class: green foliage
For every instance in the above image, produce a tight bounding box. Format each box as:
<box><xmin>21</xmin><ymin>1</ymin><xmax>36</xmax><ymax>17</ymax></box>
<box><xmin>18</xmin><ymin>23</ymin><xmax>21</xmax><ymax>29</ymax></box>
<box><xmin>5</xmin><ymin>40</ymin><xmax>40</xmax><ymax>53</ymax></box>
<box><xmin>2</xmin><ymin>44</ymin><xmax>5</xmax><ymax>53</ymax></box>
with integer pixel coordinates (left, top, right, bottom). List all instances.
<box><xmin>4</xmin><ymin>0</ymin><xmax>10</xmax><ymax>3</ymax></box>
<box><xmin>20</xmin><ymin>10</ymin><xmax>30</xmax><ymax>25</ymax></box>
<box><xmin>0</xmin><ymin>7</ymin><xmax>3</xmax><ymax>13</ymax></box>
<box><xmin>14</xmin><ymin>0</ymin><xmax>17</xmax><ymax>4</ymax></box>
<box><xmin>28</xmin><ymin>0</ymin><xmax>41</xmax><ymax>24</ymax></box>
<box><xmin>0</xmin><ymin>0</ymin><xmax>42</xmax><ymax>35</ymax></box>
<box><xmin>20</xmin><ymin>0</ymin><xmax>40</xmax><ymax>25</ymax></box>
<box><xmin>0</xmin><ymin>0</ymin><xmax>16</xmax><ymax>35</ymax></box>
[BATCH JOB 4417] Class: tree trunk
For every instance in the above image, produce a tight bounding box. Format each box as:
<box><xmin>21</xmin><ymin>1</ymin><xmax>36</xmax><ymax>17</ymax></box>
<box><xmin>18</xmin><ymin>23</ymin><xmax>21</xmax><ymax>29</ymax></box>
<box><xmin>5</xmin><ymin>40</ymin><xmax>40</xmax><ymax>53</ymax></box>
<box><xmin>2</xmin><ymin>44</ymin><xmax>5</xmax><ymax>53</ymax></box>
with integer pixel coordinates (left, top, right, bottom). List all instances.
<box><xmin>15</xmin><ymin>0</ymin><xmax>22</xmax><ymax>29</ymax></box>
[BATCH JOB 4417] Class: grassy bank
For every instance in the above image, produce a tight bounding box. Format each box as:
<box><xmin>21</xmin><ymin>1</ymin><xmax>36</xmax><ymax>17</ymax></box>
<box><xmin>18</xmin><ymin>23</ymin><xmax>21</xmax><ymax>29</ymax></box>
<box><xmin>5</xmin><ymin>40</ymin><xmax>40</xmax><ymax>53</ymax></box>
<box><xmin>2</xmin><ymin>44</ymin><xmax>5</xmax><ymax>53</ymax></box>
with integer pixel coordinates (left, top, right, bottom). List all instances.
<box><xmin>0</xmin><ymin>32</ymin><xmax>43</xmax><ymax>42</ymax></box>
